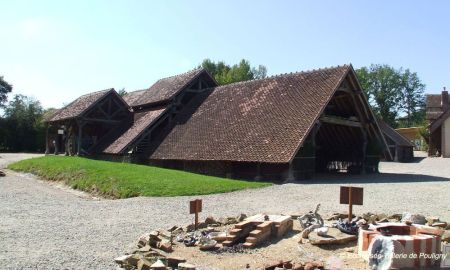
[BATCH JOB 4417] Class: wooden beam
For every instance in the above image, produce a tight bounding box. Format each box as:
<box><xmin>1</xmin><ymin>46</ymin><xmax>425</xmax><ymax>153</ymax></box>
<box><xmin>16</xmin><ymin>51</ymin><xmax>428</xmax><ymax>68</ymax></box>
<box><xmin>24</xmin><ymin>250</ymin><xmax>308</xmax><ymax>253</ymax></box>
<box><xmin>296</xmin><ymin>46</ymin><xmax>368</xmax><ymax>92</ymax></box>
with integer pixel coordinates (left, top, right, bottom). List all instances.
<box><xmin>77</xmin><ymin>121</ymin><xmax>84</xmax><ymax>155</ymax></box>
<box><xmin>45</xmin><ymin>124</ymin><xmax>50</xmax><ymax>155</ymax></box>
<box><xmin>82</xmin><ymin>117</ymin><xmax>121</xmax><ymax>124</ymax></box>
<box><xmin>320</xmin><ymin>115</ymin><xmax>362</xmax><ymax>127</ymax></box>
<box><xmin>337</xmin><ymin>87</ymin><xmax>353</xmax><ymax>94</ymax></box>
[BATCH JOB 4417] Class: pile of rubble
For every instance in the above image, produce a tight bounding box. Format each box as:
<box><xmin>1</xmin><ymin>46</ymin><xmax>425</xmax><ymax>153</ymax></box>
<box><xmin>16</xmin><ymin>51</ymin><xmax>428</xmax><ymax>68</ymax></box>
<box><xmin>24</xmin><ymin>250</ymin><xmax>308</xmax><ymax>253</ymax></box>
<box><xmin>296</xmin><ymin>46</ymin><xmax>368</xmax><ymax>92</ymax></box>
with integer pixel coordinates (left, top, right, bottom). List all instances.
<box><xmin>298</xmin><ymin>206</ymin><xmax>450</xmax><ymax>244</ymax></box>
<box><xmin>263</xmin><ymin>259</ymin><xmax>324</xmax><ymax>270</ymax></box>
<box><xmin>114</xmin><ymin>208</ymin><xmax>450</xmax><ymax>270</ymax></box>
<box><xmin>114</xmin><ymin>214</ymin><xmax>251</xmax><ymax>270</ymax></box>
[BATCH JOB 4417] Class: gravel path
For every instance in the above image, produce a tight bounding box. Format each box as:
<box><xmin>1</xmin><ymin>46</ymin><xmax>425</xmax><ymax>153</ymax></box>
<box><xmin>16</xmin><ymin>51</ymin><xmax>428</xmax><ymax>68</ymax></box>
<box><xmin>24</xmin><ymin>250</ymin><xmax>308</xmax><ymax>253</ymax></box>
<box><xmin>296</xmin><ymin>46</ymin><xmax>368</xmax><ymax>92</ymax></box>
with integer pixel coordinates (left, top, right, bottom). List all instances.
<box><xmin>0</xmin><ymin>152</ymin><xmax>449</xmax><ymax>269</ymax></box>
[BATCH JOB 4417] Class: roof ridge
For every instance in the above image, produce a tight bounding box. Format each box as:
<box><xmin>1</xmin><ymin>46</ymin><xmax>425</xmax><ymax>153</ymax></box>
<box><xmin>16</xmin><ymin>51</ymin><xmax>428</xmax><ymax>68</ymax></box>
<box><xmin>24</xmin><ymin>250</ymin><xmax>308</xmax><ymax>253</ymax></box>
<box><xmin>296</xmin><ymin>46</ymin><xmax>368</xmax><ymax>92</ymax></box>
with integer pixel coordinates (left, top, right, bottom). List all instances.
<box><xmin>77</xmin><ymin>88</ymin><xmax>113</xmax><ymax>99</ymax></box>
<box><xmin>212</xmin><ymin>64</ymin><xmax>350</xmax><ymax>89</ymax></box>
<box><xmin>154</xmin><ymin>67</ymin><xmax>204</xmax><ymax>83</ymax></box>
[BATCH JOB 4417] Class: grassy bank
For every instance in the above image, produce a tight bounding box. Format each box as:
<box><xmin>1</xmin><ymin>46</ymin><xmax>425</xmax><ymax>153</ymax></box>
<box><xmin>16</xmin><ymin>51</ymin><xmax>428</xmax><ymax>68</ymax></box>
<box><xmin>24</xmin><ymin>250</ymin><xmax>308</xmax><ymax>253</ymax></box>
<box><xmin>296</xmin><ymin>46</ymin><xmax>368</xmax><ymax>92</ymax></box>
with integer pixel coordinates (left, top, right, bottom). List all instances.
<box><xmin>8</xmin><ymin>156</ymin><xmax>270</xmax><ymax>198</ymax></box>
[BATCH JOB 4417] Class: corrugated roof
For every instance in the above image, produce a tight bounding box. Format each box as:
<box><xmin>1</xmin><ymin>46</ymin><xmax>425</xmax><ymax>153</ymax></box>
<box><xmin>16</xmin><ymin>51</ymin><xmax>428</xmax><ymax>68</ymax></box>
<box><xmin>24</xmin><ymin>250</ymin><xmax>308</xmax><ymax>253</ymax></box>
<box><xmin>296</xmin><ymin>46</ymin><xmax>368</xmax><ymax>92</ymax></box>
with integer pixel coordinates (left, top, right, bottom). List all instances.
<box><xmin>378</xmin><ymin>120</ymin><xmax>414</xmax><ymax>147</ymax></box>
<box><xmin>103</xmin><ymin>108</ymin><xmax>166</xmax><ymax>154</ymax></box>
<box><xmin>124</xmin><ymin>69</ymin><xmax>206</xmax><ymax>107</ymax></box>
<box><xmin>47</xmin><ymin>89</ymin><xmax>112</xmax><ymax>122</ymax></box>
<box><xmin>149</xmin><ymin>65</ymin><xmax>351</xmax><ymax>163</ymax></box>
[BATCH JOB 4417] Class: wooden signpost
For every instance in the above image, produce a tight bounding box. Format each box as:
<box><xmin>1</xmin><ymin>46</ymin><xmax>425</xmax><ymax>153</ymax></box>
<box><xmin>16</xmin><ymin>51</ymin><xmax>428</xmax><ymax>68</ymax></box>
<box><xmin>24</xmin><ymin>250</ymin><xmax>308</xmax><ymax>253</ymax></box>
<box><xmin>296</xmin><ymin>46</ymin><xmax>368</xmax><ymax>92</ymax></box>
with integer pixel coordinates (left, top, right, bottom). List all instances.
<box><xmin>189</xmin><ymin>199</ymin><xmax>202</xmax><ymax>230</ymax></box>
<box><xmin>340</xmin><ymin>186</ymin><xmax>363</xmax><ymax>221</ymax></box>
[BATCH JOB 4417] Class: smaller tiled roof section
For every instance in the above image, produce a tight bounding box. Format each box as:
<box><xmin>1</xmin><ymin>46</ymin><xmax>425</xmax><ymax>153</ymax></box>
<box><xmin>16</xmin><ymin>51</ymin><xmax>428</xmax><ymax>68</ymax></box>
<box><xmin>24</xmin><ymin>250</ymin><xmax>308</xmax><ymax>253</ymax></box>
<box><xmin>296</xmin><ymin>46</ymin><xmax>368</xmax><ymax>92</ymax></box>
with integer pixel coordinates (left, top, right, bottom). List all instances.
<box><xmin>122</xmin><ymin>89</ymin><xmax>147</xmax><ymax>106</ymax></box>
<box><xmin>150</xmin><ymin>65</ymin><xmax>351</xmax><ymax>163</ymax></box>
<box><xmin>47</xmin><ymin>89</ymin><xmax>113</xmax><ymax>122</ymax></box>
<box><xmin>125</xmin><ymin>68</ymin><xmax>206</xmax><ymax>107</ymax></box>
<box><xmin>378</xmin><ymin>120</ymin><xmax>414</xmax><ymax>147</ymax></box>
<box><xmin>103</xmin><ymin>108</ymin><xmax>166</xmax><ymax>154</ymax></box>
<box><xmin>426</xmin><ymin>94</ymin><xmax>443</xmax><ymax>120</ymax></box>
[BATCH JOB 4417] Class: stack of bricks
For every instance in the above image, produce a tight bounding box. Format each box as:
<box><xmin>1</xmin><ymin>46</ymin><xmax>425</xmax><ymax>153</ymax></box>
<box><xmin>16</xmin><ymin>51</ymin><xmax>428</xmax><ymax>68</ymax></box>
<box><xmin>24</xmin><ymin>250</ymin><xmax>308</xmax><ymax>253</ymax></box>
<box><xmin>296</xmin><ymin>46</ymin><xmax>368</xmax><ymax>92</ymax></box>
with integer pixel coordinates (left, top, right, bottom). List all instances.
<box><xmin>358</xmin><ymin>222</ymin><xmax>444</xmax><ymax>269</ymax></box>
<box><xmin>222</xmin><ymin>214</ymin><xmax>293</xmax><ymax>248</ymax></box>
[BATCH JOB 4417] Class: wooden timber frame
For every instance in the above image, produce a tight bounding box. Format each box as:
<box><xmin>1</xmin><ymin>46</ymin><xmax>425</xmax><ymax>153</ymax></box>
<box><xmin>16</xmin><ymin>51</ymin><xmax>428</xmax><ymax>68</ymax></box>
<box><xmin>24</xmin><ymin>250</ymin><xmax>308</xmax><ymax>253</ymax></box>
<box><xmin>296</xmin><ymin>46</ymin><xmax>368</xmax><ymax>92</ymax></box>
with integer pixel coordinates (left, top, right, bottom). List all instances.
<box><xmin>285</xmin><ymin>71</ymin><xmax>391</xmax><ymax>180</ymax></box>
<box><xmin>121</xmin><ymin>72</ymin><xmax>217</xmax><ymax>158</ymax></box>
<box><xmin>45</xmin><ymin>90</ymin><xmax>131</xmax><ymax>156</ymax></box>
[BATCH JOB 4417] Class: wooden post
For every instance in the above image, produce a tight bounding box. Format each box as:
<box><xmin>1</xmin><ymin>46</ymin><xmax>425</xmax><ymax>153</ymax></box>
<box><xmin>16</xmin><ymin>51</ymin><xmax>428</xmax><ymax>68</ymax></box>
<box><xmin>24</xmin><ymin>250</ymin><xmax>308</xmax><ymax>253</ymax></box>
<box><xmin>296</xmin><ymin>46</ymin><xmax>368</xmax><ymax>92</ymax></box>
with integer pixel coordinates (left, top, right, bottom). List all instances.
<box><xmin>45</xmin><ymin>124</ymin><xmax>50</xmax><ymax>155</ymax></box>
<box><xmin>286</xmin><ymin>162</ymin><xmax>295</xmax><ymax>182</ymax></box>
<box><xmin>77</xmin><ymin>121</ymin><xmax>83</xmax><ymax>155</ymax></box>
<box><xmin>361</xmin><ymin>129</ymin><xmax>368</xmax><ymax>174</ymax></box>
<box><xmin>340</xmin><ymin>186</ymin><xmax>363</xmax><ymax>222</ymax></box>
<box><xmin>348</xmin><ymin>186</ymin><xmax>353</xmax><ymax>221</ymax></box>
<box><xmin>189</xmin><ymin>199</ymin><xmax>202</xmax><ymax>230</ymax></box>
<box><xmin>254</xmin><ymin>163</ymin><xmax>262</xmax><ymax>181</ymax></box>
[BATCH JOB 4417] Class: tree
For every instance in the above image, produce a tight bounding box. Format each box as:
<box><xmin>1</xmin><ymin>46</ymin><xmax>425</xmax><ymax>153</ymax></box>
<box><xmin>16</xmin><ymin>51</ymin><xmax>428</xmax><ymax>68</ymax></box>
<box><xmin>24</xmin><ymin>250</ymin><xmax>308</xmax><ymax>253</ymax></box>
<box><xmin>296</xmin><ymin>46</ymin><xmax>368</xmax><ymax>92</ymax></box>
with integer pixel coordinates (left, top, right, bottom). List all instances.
<box><xmin>398</xmin><ymin>69</ymin><xmax>425</xmax><ymax>126</ymax></box>
<box><xmin>356</xmin><ymin>65</ymin><xmax>401</xmax><ymax>127</ymax></box>
<box><xmin>356</xmin><ymin>64</ymin><xmax>425</xmax><ymax>128</ymax></box>
<box><xmin>0</xmin><ymin>95</ymin><xmax>45</xmax><ymax>152</ymax></box>
<box><xmin>0</xmin><ymin>76</ymin><xmax>13</xmax><ymax>107</ymax></box>
<box><xmin>199</xmin><ymin>59</ymin><xmax>267</xmax><ymax>85</ymax></box>
<box><xmin>117</xmin><ymin>88</ymin><xmax>127</xmax><ymax>97</ymax></box>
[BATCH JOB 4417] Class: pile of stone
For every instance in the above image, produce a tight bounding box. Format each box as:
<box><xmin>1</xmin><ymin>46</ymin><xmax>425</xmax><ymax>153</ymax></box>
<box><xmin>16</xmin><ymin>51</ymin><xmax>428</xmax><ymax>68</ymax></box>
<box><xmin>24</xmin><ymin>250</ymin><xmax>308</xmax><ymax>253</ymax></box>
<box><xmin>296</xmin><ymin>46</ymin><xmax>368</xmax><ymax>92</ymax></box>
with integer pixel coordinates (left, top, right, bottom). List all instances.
<box><xmin>263</xmin><ymin>259</ymin><xmax>324</xmax><ymax>270</ymax></box>
<box><xmin>299</xmin><ymin>208</ymin><xmax>450</xmax><ymax>247</ymax></box>
<box><xmin>114</xmin><ymin>214</ymin><xmax>247</xmax><ymax>270</ymax></box>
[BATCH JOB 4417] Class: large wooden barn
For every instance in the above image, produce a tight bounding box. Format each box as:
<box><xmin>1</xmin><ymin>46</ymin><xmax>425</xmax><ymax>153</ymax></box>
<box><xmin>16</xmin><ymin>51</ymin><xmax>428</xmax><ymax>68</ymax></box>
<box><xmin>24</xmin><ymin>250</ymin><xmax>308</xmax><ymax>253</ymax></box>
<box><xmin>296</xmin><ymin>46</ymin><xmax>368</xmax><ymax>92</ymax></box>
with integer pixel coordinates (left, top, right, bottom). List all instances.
<box><xmin>45</xmin><ymin>65</ymin><xmax>392</xmax><ymax>180</ymax></box>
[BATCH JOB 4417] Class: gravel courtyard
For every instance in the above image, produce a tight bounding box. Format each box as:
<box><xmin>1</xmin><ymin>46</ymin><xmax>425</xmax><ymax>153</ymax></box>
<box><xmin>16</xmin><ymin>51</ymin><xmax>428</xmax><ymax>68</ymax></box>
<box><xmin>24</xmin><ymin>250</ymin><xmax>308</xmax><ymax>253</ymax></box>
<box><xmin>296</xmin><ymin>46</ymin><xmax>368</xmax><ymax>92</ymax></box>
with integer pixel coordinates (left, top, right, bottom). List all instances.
<box><xmin>1</xmin><ymin>152</ymin><xmax>449</xmax><ymax>269</ymax></box>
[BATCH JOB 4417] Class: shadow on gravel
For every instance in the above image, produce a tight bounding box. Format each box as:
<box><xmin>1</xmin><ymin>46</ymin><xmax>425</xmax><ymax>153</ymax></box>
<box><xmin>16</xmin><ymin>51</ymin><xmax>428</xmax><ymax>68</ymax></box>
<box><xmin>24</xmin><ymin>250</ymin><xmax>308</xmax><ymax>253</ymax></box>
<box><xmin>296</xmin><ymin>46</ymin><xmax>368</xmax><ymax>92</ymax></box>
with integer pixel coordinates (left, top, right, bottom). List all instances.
<box><xmin>290</xmin><ymin>173</ymin><xmax>450</xmax><ymax>184</ymax></box>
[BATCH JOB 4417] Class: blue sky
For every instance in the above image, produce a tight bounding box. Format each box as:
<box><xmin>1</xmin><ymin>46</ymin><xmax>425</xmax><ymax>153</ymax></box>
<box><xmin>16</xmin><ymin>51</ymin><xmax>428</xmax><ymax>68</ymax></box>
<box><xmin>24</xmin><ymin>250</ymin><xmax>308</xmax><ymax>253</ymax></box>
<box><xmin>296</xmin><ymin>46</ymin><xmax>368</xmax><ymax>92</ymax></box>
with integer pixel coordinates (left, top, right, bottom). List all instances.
<box><xmin>1</xmin><ymin>0</ymin><xmax>449</xmax><ymax>108</ymax></box>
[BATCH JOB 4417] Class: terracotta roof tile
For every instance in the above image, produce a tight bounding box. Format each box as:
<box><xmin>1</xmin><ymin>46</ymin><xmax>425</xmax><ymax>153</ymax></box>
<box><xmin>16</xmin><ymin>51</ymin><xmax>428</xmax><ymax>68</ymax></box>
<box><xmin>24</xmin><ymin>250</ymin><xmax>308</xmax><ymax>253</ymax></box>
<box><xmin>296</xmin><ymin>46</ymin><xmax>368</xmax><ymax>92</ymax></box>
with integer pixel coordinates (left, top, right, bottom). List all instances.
<box><xmin>149</xmin><ymin>65</ymin><xmax>351</xmax><ymax>163</ymax></box>
<box><xmin>125</xmin><ymin>69</ymin><xmax>205</xmax><ymax>107</ymax></box>
<box><xmin>103</xmin><ymin>108</ymin><xmax>166</xmax><ymax>154</ymax></box>
<box><xmin>47</xmin><ymin>89</ymin><xmax>112</xmax><ymax>122</ymax></box>
<box><xmin>122</xmin><ymin>89</ymin><xmax>147</xmax><ymax>106</ymax></box>
<box><xmin>426</xmin><ymin>94</ymin><xmax>442</xmax><ymax>108</ymax></box>
<box><xmin>426</xmin><ymin>94</ymin><xmax>449</xmax><ymax>120</ymax></box>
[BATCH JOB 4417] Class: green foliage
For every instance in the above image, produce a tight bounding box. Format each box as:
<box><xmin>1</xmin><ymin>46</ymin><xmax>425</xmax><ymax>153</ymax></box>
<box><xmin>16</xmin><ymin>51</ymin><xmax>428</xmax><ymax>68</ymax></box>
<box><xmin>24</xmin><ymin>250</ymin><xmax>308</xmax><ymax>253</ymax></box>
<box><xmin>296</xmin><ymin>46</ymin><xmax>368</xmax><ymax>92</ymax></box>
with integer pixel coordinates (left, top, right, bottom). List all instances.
<box><xmin>8</xmin><ymin>156</ymin><xmax>271</xmax><ymax>198</ymax></box>
<box><xmin>117</xmin><ymin>88</ymin><xmax>127</xmax><ymax>97</ymax></box>
<box><xmin>418</xmin><ymin>123</ymin><xmax>430</xmax><ymax>145</ymax></box>
<box><xmin>0</xmin><ymin>94</ymin><xmax>46</xmax><ymax>152</ymax></box>
<box><xmin>0</xmin><ymin>76</ymin><xmax>13</xmax><ymax>107</ymax></box>
<box><xmin>356</xmin><ymin>64</ymin><xmax>425</xmax><ymax>128</ymax></box>
<box><xmin>200</xmin><ymin>59</ymin><xmax>267</xmax><ymax>85</ymax></box>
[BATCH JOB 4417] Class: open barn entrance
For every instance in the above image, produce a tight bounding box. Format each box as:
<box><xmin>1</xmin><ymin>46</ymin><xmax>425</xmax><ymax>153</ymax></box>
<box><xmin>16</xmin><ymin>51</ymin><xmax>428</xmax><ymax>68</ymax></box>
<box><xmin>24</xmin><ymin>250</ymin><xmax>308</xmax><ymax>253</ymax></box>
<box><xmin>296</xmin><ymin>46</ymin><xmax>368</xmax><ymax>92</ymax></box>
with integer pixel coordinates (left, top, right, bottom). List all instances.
<box><xmin>313</xmin><ymin>79</ymin><xmax>382</xmax><ymax>174</ymax></box>
<box><xmin>315</xmin><ymin>123</ymin><xmax>365</xmax><ymax>173</ymax></box>
<box><xmin>290</xmin><ymin>77</ymin><xmax>384</xmax><ymax>179</ymax></box>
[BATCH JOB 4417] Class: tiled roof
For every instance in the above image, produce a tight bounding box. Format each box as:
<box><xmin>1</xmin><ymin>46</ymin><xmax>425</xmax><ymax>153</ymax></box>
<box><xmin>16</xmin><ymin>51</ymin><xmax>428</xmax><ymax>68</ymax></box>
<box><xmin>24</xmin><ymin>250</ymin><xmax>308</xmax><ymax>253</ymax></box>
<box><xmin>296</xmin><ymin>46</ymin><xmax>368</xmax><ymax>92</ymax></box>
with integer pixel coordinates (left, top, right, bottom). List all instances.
<box><xmin>426</xmin><ymin>94</ymin><xmax>442</xmax><ymax>108</ymax></box>
<box><xmin>103</xmin><ymin>108</ymin><xmax>166</xmax><ymax>154</ymax></box>
<box><xmin>426</xmin><ymin>94</ymin><xmax>449</xmax><ymax>120</ymax></box>
<box><xmin>429</xmin><ymin>108</ymin><xmax>450</xmax><ymax>133</ymax></box>
<box><xmin>47</xmin><ymin>89</ymin><xmax>112</xmax><ymax>122</ymax></box>
<box><xmin>150</xmin><ymin>65</ymin><xmax>351</xmax><ymax>163</ymax></box>
<box><xmin>124</xmin><ymin>69</ymin><xmax>206</xmax><ymax>107</ymax></box>
<box><xmin>122</xmin><ymin>89</ymin><xmax>147</xmax><ymax>106</ymax></box>
<box><xmin>378</xmin><ymin>120</ymin><xmax>414</xmax><ymax>147</ymax></box>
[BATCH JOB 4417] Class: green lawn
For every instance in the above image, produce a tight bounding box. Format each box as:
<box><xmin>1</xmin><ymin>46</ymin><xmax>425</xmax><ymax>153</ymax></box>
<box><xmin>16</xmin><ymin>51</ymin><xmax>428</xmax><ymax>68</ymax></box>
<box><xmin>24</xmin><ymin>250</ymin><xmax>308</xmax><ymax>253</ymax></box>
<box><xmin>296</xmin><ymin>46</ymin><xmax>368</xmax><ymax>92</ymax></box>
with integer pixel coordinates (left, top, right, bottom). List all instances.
<box><xmin>8</xmin><ymin>156</ymin><xmax>271</xmax><ymax>198</ymax></box>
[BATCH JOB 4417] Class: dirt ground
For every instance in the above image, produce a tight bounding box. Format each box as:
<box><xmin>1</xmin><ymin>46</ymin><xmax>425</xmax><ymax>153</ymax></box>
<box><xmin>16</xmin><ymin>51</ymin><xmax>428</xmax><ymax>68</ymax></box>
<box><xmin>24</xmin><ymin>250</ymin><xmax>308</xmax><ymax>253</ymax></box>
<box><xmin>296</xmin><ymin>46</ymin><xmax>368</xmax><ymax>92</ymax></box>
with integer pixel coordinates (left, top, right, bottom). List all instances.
<box><xmin>2</xmin><ymin>152</ymin><xmax>449</xmax><ymax>269</ymax></box>
<box><xmin>166</xmin><ymin>221</ymin><xmax>370</xmax><ymax>270</ymax></box>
